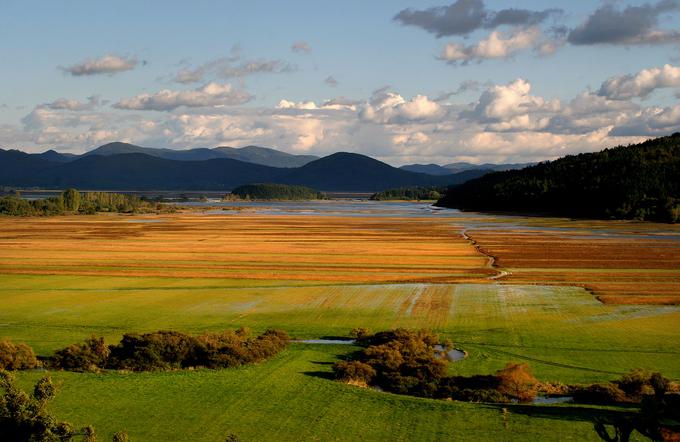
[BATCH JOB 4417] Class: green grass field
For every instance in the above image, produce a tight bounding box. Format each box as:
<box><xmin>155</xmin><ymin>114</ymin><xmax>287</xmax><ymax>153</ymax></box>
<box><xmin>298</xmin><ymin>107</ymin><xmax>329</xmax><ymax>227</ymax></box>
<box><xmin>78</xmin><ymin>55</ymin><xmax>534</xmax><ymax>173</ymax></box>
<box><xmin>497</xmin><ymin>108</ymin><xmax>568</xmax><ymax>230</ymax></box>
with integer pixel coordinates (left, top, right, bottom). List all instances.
<box><xmin>1</xmin><ymin>212</ymin><xmax>679</xmax><ymax>441</ymax></box>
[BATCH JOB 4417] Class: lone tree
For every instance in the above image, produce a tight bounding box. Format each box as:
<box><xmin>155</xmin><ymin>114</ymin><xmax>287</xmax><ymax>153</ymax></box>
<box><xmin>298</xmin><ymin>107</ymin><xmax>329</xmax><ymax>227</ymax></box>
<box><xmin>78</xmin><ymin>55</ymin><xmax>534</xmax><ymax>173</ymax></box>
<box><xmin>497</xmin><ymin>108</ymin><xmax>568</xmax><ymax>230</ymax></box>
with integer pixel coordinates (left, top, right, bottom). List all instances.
<box><xmin>62</xmin><ymin>188</ymin><xmax>81</xmax><ymax>212</ymax></box>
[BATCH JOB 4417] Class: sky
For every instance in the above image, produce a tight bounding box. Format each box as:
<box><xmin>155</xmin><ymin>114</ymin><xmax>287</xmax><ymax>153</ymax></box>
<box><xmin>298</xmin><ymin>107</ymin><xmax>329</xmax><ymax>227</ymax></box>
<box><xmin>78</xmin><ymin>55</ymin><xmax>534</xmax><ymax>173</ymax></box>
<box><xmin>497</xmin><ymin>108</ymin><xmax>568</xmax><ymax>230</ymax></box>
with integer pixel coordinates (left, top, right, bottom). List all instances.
<box><xmin>1</xmin><ymin>0</ymin><xmax>679</xmax><ymax>165</ymax></box>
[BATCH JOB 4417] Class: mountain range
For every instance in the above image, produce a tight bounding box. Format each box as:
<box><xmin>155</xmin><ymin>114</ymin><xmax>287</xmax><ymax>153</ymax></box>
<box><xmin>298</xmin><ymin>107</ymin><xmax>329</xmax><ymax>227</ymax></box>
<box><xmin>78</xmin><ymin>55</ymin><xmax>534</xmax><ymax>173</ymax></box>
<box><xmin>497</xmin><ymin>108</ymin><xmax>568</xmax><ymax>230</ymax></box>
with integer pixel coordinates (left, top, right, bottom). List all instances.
<box><xmin>400</xmin><ymin>162</ymin><xmax>534</xmax><ymax>176</ymax></box>
<box><xmin>0</xmin><ymin>142</ymin><xmax>493</xmax><ymax>192</ymax></box>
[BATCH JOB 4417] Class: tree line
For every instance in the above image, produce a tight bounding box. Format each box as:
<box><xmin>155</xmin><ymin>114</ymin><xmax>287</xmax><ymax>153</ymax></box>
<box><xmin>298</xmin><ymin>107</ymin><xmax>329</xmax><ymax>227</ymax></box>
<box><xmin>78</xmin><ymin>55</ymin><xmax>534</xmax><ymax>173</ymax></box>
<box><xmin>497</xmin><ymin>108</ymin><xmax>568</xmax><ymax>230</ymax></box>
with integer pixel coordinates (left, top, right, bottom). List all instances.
<box><xmin>0</xmin><ymin>328</ymin><xmax>289</xmax><ymax>373</ymax></box>
<box><xmin>227</xmin><ymin>183</ymin><xmax>325</xmax><ymax>201</ymax></box>
<box><xmin>0</xmin><ymin>189</ymin><xmax>173</xmax><ymax>216</ymax></box>
<box><xmin>370</xmin><ymin>186</ymin><xmax>445</xmax><ymax>201</ymax></box>
<box><xmin>436</xmin><ymin>134</ymin><xmax>680</xmax><ymax>223</ymax></box>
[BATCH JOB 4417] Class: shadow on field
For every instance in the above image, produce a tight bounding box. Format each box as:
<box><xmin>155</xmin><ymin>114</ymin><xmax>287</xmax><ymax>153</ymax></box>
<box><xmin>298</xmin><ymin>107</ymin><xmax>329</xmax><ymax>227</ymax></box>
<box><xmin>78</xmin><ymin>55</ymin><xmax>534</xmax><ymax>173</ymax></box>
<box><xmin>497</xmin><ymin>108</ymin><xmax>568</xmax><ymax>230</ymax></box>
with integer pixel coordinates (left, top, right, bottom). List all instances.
<box><xmin>483</xmin><ymin>403</ymin><xmax>638</xmax><ymax>423</ymax></box>
<box><xmin>302</xmin><ymin>360</ymin><xmax>337</xmax><ymax>380</ymax></box>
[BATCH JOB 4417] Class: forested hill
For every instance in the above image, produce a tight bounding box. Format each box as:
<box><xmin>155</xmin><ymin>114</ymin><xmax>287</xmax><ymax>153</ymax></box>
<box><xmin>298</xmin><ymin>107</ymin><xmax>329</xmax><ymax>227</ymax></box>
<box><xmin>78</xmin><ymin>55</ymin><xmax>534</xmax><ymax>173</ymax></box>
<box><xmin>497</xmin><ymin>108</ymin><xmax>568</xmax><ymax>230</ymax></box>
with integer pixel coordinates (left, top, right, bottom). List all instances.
<box><xmin>436</xmin><ymin>134</ymin><xmax>680</xmax><ymax>223</ymax></box>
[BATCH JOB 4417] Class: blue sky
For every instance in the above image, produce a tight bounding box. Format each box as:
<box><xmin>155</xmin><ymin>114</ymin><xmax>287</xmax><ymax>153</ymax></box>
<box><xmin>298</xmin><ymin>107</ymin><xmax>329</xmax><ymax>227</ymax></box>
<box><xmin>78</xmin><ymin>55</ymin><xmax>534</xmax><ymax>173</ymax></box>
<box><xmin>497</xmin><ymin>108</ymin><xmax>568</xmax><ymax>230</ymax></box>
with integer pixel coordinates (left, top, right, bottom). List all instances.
<box><xmin>1</xmin><ymin>0</ymin><xmax>679</xmax><ymax>164</ymax></box>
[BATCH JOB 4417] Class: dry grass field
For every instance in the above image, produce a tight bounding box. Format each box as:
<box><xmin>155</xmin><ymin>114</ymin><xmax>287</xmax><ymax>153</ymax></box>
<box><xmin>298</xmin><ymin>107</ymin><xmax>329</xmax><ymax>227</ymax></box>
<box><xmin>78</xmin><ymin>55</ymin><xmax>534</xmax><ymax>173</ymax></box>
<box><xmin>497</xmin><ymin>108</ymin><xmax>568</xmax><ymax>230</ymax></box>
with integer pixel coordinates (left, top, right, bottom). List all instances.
<box><xmin>0</xmin><ymin>213</ymin><xmax>492</xmax><ymax>283</ymax></box>
<box><xmin>468</xmin><ymin>225</ymin><xmax>680</xmax><ymax>305</ymax></box>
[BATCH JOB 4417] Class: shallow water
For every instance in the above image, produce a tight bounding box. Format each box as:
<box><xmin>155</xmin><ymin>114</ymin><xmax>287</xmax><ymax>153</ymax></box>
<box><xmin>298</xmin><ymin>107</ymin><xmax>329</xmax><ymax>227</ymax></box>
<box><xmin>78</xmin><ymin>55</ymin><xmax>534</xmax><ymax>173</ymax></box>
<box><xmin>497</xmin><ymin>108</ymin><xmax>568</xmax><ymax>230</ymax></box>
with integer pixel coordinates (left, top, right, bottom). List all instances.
<box><xmin>294</xmin><ymin>339</ymin><xmax>356</xmax><ymax>345</ymax></box>
<box><xmin>532</xmin><ymin>396</ymin><xmax>573</xmax><ymax>405</ymax></box>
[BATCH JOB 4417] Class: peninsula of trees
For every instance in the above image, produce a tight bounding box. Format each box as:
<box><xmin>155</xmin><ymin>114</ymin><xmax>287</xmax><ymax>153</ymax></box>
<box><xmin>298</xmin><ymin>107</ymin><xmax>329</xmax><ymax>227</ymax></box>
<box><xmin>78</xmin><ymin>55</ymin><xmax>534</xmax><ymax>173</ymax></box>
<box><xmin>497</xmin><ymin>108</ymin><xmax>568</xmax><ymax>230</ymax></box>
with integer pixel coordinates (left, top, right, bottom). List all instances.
<box><xmin>228</xmin><ymin>183</ymin><xmax>325</xmax><ymax>200</ymax></box>
<box><xmin>436</xmin><ymin>134</ymin><xmax>680</xmax><ymax>223</ymax></box>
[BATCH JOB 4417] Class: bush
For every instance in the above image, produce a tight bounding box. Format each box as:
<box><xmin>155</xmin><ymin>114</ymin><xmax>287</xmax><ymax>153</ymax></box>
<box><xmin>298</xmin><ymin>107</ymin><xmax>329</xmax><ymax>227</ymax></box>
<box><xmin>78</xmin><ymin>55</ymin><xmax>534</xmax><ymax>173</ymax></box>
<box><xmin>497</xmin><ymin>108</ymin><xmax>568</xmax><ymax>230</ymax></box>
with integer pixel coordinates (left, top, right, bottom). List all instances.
<box><xmin>0</xmin><ymin>341</ymin><xmax>38</xmax><ymax>370</ymax></box>
<box><xmin>495</xmin><ymin>362</ymin><xmax>538</xmax><ymax>403</ymax></box>
<box><xmin>572</xmin><ymin>383</ymin><xmax>628</xmax><ymax>405</ymax></box>
<box><xmin>51</xmin><ymin>329</ymin><xmax>290</xmax><ymax>372</ymax></box>
<box><xmin>334</xmin><ymin>361</ymin><xmax>376</xmax><ymax>385</ymax></box>
<box><xmin>615</xmin><ymin>369</ymin><xmax>655</xmax><ymax>400</ymax></box>
<box><xmin>51</xmin><ymin>336</ymin><xmax>110</xmax><ymax>372</ymax></box>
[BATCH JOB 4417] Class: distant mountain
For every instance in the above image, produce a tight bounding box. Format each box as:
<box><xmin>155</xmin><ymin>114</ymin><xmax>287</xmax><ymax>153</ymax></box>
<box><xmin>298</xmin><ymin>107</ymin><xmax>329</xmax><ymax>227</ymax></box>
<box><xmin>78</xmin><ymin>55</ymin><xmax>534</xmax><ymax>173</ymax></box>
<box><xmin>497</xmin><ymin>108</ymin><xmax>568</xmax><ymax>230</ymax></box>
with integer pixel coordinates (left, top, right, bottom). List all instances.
<box><xmin>81</xmin><ymin>142</ymin><xmax>317</xmax><ymax>167</ymax></box>
<box><xmin>35</xmin><ymin>149</ymin><xmax>78</xmax><ymax>163</ymax></box>
<box><xmin>277</xmin><ymin>152</ymin><xmax>489</xmax><ymax>191</ymax></box>
<box><xmin>399</xmin><ymin>164</ymin><xmax>452</xmax><ymax>175</ymax></box>
<box><xmin>443</xmin><ymin>162</ymin><xmax>535</xmax><ymax>174</ymax></box>
<box><xmin>214</xmin><ymin>145</ymin><xmax>318</xmax><ymax>168</ymax></box>
<box><xmin>436</xmin><ymin>134</ymin><xmax>680</xmax><ymax>222</ymax></box>
<box><xmin>0</xmin><ymin>148</ymin><xmax>489</xmax><ymax>192</ymax></box>
<box><xmin>401</xmin><ymin>162</ymin><xmax>534</xmax><ymax>176</ymax></box>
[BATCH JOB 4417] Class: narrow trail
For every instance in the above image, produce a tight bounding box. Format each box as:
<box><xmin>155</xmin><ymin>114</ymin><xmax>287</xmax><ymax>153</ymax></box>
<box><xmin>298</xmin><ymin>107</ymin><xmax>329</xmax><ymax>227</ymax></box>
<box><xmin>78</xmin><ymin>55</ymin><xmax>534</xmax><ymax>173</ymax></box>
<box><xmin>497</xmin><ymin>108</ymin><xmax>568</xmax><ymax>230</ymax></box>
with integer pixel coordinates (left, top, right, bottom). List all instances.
<box><xmin>461</xmin><ymin>228</ymin><xmax>511</xmax><ymax>281</ymax></box>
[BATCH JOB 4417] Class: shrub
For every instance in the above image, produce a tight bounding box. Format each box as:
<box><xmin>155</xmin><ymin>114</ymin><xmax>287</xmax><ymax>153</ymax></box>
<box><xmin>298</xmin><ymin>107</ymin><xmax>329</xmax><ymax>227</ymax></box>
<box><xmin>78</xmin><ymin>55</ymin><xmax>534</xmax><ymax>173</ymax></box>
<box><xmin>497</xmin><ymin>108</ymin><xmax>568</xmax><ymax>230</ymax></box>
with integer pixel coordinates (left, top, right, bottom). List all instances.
<box><xmin>495</xmin><ymin>362</ymin><xmax>538</xmax><ymax>403</ymax></box>
<box><xmin>51</xmin><ymin>329</ymin><xmax>290</xmax><ymax>372</ymax></box>
<box><xmin>0</xmin><ymin>341</ymin><xmax>38</xmax><ymax>370</ymax></box>
<box><xmin>51</xmin><ymin>336</ymin><xmax>110</xmax><ymax>372</ymax></box>
<box><xmin>334</xmin><ymin>361</ymin><xmax>376</xmax><ymax>384</ymax></box>
<box><xmin>572</xmin><ymin>383</ymin><xmax>628</xmax><ymax>405</ymax></box>
<box><xmin>615</xmin><ymin>369</ymin><xmax>655</xmax><ymax>400</ymax></box>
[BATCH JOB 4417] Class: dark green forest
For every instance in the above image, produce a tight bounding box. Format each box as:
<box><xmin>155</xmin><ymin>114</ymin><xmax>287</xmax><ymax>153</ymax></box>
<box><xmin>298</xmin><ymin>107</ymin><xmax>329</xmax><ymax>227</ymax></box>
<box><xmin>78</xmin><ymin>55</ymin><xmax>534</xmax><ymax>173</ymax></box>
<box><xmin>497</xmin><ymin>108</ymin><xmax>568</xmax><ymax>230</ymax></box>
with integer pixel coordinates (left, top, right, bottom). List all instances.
<box><xmin>436</xmin><ymin>134</ymin><xmax>680</xmax><ymax>222</ymax></box>
<box><xmin>228</xmin><ymin>183</ymin><xmax>324</xmax><ymax>200</ymax></box>
<box><xmin>370</xmin><ymin>186</ymin><xmax>445</xmax><ymax>201</ymax></box>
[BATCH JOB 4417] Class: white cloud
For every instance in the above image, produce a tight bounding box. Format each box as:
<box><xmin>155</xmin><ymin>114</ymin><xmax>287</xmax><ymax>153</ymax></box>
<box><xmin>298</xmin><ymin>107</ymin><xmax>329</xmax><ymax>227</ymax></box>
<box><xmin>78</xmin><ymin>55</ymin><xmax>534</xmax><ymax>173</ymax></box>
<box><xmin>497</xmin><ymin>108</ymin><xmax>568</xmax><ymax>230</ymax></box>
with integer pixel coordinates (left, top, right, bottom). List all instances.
<box><xmin>114</xmin><ymin>83</ymin><xmax>252</xmax><ymax>111</ymax></box>
<box><xmin>61</xmin><ymin>55</ymin><xmax>139</xmax><ymax>76</ymax></box>
<box><xmin>276</xmin><ymin>98</ymin><xmax>356</xmax><ymax>111</ymax></box>
<box><xmin>360</xmin><ymin>90</ymin><xmax>444</xmax><ymax>124</ymax></box>
<box><xmin>610</xmin><ymin>104</ymin><xmax>680</xmax><ymax>136</ymax></box>
<box><xmin>598</xmin><ymin>64</ymin><xmax>680</xmax><ymax>99</ymax></box>
<box><xmin>392</xmin><ymin>131</ymin><xmax>430</xmax><ymax>146</ymax></box>
<box><xmin>440</xmin><ymin>27</ymin><xmax>542</xmax><ymax>64</ymax></box>
<box><xmin>462</xmin><ymin>79</ymin><xmax>559</xmax><ymax>127</ymax></box>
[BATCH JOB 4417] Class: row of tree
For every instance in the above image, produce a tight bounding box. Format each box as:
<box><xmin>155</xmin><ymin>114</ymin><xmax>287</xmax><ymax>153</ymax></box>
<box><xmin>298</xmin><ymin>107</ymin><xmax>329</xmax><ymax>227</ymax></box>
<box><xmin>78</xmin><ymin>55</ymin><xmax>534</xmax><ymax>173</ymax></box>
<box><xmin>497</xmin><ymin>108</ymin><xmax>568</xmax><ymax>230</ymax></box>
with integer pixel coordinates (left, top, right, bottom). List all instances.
<box><xmin>0</xmin><ymin>189</ymin><xmax>172</xmax><ymax>216</ymax></box>
<box><xmin>227</xmin><ymin>183</ymin><xmax>325</xmax><ymax>201</ymax></box>
<box><xmin>369</xmin><ymin>186</ymin><xmax>445</xmax><ymax>201</ymax></box>
<box><xmin>436</xmin><ymin>134</ymin><xmax>680</xmax><ymax>223</ymax></box>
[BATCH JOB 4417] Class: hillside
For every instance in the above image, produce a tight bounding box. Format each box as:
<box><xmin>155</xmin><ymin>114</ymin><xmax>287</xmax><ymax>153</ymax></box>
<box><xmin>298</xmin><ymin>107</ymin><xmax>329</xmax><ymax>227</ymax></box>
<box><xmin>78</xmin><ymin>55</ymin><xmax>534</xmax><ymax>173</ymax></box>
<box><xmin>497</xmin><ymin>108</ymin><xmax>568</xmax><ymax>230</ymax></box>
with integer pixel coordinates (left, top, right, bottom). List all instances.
<box><xmin>277</xmin><ymin>152</ymin><xmax>486</xmax><ymax>191</ymax></box>
<box><xmin>436</xmin><ymin>134</ymin><xmax>680</xmax><ymax>222</ymax></box>
<box><xmin>0</xmin><ymin>149</ymin><xmax>485</xmax><ymax>191</ymax></box>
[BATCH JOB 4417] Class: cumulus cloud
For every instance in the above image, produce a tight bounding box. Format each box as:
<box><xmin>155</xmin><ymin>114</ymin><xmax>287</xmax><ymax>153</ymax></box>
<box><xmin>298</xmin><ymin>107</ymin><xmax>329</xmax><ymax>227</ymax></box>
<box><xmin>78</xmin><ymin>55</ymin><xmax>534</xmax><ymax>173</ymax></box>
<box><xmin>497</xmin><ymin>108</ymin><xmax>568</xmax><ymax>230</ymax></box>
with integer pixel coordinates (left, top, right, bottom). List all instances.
<box><xmin>439</xmin><ymin>27</ymin><xmax>542</xmax><ymax>64</ymax></box>
<box><xmin>598</xmin><ymin>64</ymin><xmax>680</xmax><ymax>99</ymax></box>
<box><xmin>60</xmin><ymin>55</ymin><xmax>139</xmax><ymax>76</ymax></box>
<box><xmin>568</xmin><ymin>0</ymin><xmax>680</xmax><ymax>45</ymax></box>
<box><xmin>462</xmin><ymin>79</ymin><xmax>559</xmax><ymax>129</ymax></box>
<box><xmin>291</xmin><ymin>41</ymin><xmax>312</xmax><ymax>53</ymax></box>
<box><xmin>114</xmin><ymin>83</ymin><xmax>252</xmax><ymax>111</ymax></box>
<box><xmin>276</xmin><ymin>98</ymin><xmax>357</xmax><ymax>111</ymax></box>
<box><xmin>546</xmin><ymin>92</ymin><xmax>638</xmax><ymax>135</ymax></box>
<box><xmin>394</xmin><ymin>0</ymin><xmax>561</xmax><ymax>37</ymax></box>
<box><xmin>392</xmin><ymin>131</ymin><xmax>430</xmax><ymax>146</ymax></box>
<box><xmin>360</xmin><ymin>90</ymin><xmax>444</xmax><ymax>124</ymax></box>
<box><xmin>609</xmin><ymin>104</ymin><xmax>680</xmax><ymax>136</ymax></box>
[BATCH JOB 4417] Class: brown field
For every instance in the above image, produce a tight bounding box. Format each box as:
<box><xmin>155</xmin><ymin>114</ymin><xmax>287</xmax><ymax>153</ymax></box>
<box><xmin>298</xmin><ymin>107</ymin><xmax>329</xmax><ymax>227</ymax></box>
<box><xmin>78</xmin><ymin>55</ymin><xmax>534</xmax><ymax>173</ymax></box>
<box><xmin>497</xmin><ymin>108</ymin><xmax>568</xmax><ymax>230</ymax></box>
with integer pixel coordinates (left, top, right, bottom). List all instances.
<box><xmin>0</xmin><ymin>214</ymin><xmax>493</xmax><ymax>284</ymax></box>
<box><xmin>468</xmin><ymin>229</ymin><xmax>680</xmax><ymax>305</ymax></box>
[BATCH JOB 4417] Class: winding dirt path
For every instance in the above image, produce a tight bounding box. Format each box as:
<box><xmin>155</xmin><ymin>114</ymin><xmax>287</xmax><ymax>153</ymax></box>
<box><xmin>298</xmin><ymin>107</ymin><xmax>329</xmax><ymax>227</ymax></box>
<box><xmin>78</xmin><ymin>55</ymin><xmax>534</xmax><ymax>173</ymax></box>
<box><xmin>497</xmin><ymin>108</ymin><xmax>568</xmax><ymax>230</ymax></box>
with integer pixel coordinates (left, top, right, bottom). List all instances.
<box><xmin>461</xmin><ymin>228</ymin><xmax>511</xmax><ymax>281</ymax></box>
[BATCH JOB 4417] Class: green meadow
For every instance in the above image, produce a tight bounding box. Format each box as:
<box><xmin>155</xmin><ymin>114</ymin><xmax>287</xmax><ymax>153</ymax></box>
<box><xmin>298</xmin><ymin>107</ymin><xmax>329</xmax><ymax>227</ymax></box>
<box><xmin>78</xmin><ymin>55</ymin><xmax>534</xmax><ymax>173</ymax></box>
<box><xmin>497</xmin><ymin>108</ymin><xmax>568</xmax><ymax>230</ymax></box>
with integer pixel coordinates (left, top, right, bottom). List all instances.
<box><xmin>2</xmin><ymin>272</ymin><xmax>679</xmax><ymax>440</ymax></box>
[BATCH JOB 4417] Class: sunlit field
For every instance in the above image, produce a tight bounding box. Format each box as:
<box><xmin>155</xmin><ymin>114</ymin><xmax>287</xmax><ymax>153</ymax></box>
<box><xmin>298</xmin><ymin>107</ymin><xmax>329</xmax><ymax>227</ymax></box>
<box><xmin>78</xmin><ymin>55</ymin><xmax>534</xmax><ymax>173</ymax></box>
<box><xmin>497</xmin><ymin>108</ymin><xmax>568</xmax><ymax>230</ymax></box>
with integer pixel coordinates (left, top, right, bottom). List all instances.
<box><xmin>1</xmin><ymin>209</ymin><xmax>679</xmax><ymax>440</ymax></box>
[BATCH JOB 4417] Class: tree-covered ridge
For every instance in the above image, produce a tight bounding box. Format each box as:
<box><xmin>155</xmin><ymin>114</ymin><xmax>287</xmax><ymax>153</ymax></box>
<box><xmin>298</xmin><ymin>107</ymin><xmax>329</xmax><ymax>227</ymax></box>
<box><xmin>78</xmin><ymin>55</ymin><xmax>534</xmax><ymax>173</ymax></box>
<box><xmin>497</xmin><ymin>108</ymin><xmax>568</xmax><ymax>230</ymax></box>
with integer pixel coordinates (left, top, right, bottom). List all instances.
<box><xmin>436</xmin><ymin>134</ymin><xmax>680</xmax><ymax>223</ymax></box>
<box><xmin>370</xmin><ymin>186</ymin><xmax>445</xmax><ymax>201</ymax></box>
<box><xmin>229</xmin><ymin>183</ymin><xmax>325</xmax><ymax>200</ymax></box>
<box><xmin>0</xmin><ymin>189</ymin><xmax>172</xmax><ymax>216</ymax></box>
